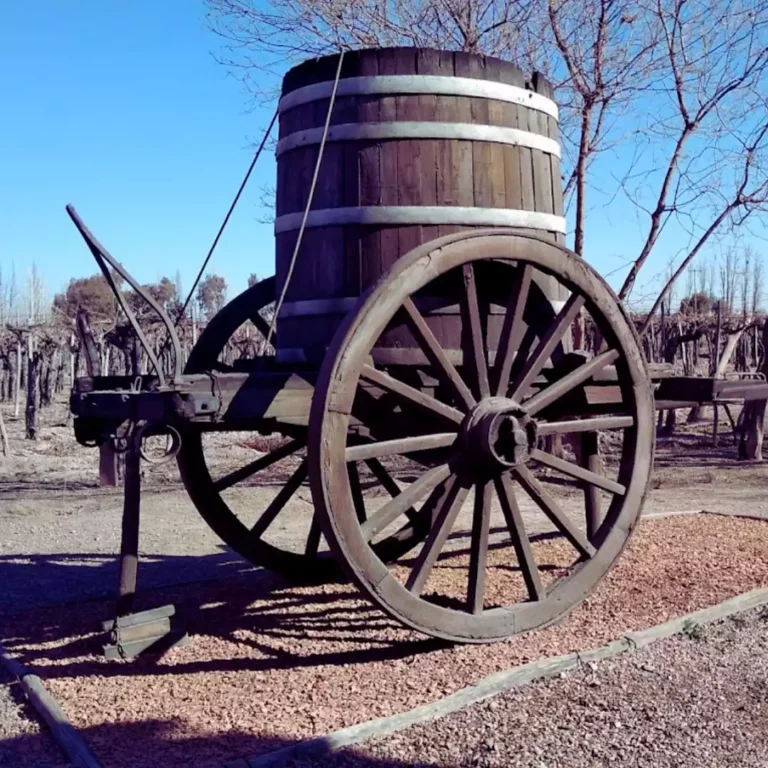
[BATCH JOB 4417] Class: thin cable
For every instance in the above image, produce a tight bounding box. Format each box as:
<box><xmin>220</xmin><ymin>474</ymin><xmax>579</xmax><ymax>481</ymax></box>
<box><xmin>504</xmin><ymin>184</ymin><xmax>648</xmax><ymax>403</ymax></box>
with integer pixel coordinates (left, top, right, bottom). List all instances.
<box><xmin>266</xmin><ymin>49</ymin><xmax>346</xmax><ymax>350</ymax></box>
<box><xmin>178</xmin><ymin>108</ymin><xmax>279</xmax><ymax>326</ymax></box>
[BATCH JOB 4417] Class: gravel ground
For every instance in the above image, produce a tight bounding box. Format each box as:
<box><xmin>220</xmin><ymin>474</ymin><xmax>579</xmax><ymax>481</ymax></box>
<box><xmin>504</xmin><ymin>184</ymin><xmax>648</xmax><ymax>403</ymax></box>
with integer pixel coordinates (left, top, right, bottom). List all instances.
<box><xmin>1</xmin><ymin>514</ymin><xmax>767</xmax><ymax>768</ymax></box>
<box><xmin>315</xmin><ymin>605</ymin><xmax>768</xmax><ymax>768</ymax></box>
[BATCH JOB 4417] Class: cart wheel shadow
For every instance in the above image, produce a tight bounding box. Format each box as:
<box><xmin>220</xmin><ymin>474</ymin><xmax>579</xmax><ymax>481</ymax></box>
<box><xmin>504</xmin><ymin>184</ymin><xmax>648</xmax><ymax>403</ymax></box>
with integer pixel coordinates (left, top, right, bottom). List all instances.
<box><xmin>0</xmin><ymin>548</ymin><xmax>448</xmax><ymax>682</ymax></box>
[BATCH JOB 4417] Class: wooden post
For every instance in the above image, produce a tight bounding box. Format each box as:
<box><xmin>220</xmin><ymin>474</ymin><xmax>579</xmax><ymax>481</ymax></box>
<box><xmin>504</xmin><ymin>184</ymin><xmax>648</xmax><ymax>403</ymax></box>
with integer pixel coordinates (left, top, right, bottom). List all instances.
<box><xmin>75</xmin><ymin>309</ymin><xmax>118</xmax><ymax>486</ymax></box>
<box><xmin>13</xmin><ymin>340</ymin><xmax>21</xmax><ymax>418</ymax></box>
<box><xmin>0</xmin><ymin>408</ymin><xmax>9</xmax><ymax>457</ymax></box>
<box><xmin>580</xmin><ymin>432</ymin><xmax>602</xmax><ymax>539</ymax></box>
<box><xmin>740</xmin><ymin>319</ymin><xmax>768</xmax><ymax>461</ymax></box>
<box><xmin>712</xmin><ymin>303</ymin><xmax>722</xmax><ymax>446</ymax></box>
<box><xmin>25</xmin><ymin>334</ymin><xmax>39</xmax><ymax>440</ymax></box>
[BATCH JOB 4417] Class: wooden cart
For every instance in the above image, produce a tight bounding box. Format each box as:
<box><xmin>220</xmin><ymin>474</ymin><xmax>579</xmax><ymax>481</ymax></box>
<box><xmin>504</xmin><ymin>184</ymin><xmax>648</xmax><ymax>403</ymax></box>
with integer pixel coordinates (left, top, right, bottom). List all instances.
<box><xmin>67</xmin><ymin>48</ymin><xmax>768</xmax><ymax>652</ymax></box>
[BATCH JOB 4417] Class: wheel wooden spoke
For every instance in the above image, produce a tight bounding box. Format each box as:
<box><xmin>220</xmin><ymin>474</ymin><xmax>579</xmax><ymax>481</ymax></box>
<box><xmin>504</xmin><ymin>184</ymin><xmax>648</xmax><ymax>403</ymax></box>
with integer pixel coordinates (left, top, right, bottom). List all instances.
<box><xmin>461</xmin><ymin>264</ymin><xmax>490</xmax><ymax>399</ymax></box>
<box><xmin>506</xmin><ymin>324</ymin><xmax>538</xmax><ymax>391</ymax></box>
<box><xmin>405</xmin><ymin>476</ymin><xmax>469</xmax><ymax>596</ymax></box>
<box><xmin>348</xmin><ymin>462</ymin><xmax>367</xmax><ymax>523</ymax></box>
<box><xmin>402</xmin><ymin>297</ymin><xmax>476</xmax><ymax>411</ymax></box>
<box><xmin>345</xmin><ymin>433</ymin><xmax>458</xmax><ymax>462</ymax></box>
<box><xmin>360</xmin><ymin>462</ymin><xmax>453</xmax><ymax>542</ymax></box>
<box><xmin>494</xmin><ymin>473</ymin><xmax>544</xmax><ymax>601</ymax></box>
<box><xmin>250</xmin><ymin>459</ymin><xmax>308</xmax><ymax>539</ymax></box>
<box><xmin>364</xmin><ymin>458</ymin><xmax>421</xmax><ymax>527</ymax></box>
<box><xmin>529</xmin><ymin>448</ymin><xmax>626</xmax><ymax>496</ymax></box>
<box><xmin>361</xmin><ymin>364</ymin><xmax>464</xmax><ymax>425</ymax></box>
<box><xmin>213</xmin><ymin>438</ymin><xmax>305</xmax><ymax>492</ymax></box>
<box><xmin>513</xmin><ymin>466</ymin><xmax>596</xmax><ymax>559</ymax></box>
<box><xmin>508</xmin><ymin>294</ymin><xmax>586</xmax><ymax>401</ymax></box>
<box><xmin>305</xmin><ymin>515</ymin><xmax>322</xmax><ymax>556</ymax></box>
<box><xmin>523</xmin><ymin>350</ymin><xmax>621</xmax><ymax>416</ymax></box>
<box><xmin>537</xmin><ymin>416</ymin><xmax>634</xmax><ymax>435</ymax></box>
<box><xmin>467</xmin><ymin>481</ymin><xmax>493</xmax><ymax>614</ymax></box>
<box><xmin>249</xmin><ymin>311</ymin><xmax>272</xmax><ymax>340</ymax></box>
<box><xmin>493</xmin><ymin>264</ymin><xmax>533</xmax><ymax>397</ymax></box>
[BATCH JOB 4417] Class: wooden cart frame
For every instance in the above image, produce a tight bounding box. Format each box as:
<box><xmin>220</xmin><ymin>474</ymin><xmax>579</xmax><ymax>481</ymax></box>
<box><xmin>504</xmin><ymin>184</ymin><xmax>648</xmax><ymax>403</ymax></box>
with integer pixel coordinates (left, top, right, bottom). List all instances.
<box><xmin>63</xmin><ymin>47</ymin><xmax>768</xmax><ymax>654</ymax></box>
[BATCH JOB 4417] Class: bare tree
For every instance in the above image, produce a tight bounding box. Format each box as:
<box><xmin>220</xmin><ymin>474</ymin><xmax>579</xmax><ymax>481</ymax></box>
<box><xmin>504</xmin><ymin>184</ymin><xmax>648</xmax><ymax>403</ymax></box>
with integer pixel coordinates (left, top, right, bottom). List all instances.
<box><xmin>719</xmin><ymin>248</ymin><xmax>739</xmax><ymax>316</ymax></box>
<box><xmin>196</xmin><ymin>274</ymin><xmax>228</xmax><ymax>321</ymax></box>
<box><xmin>522</xmin><ymin>0</ymin><xmax>661</xmax><ymax>256</ymax></box>
<box><xmin>752</xmin><ymin>256</ymin><xmax>764</xmax><ymax>315</ymax></box>
<box><xmin>617</xmin><ymin>0</ymin><xmax>768</xmax><ymax>324</ymax></box>
<box><xmin>208</xmin><ymin>0</ymin><xmax>768</xmax><ymax>309</ymax></box>
<box><xmin>25</xmin><ymin>264</ymin><xmax>49</xmax><ymax>325</ymax></box>
<box><xmin>206</xmin><ymin>0</ymin><xmax>535</xmax><ymax>87</ymax></box>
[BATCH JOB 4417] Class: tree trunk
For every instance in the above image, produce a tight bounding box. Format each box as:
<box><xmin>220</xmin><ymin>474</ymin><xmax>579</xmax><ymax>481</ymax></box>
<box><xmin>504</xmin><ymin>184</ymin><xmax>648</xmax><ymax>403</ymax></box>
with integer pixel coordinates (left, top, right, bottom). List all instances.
<box><xmin>40</xmin><ymin>352</ymin><xmax>54</xmax><ymax>407</ymax></box>
<box><xmin>56</xmin><ymin>351</ymin><xmax>66</xmax><ymax>394</ymax></box>
<box><xmin>715</xmin><ymin>330</ymin><xmax>745</xmax><ymax>378</ymax></box>
<box><xmin>25</xmin><ymin>337</ymin><xmax>40</xmax><ymax>440</ymax></box>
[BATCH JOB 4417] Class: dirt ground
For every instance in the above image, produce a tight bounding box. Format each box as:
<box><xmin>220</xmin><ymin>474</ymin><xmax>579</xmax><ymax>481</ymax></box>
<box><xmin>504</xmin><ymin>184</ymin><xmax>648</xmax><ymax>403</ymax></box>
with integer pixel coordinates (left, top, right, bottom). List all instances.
<box><xmin>1</xmin><ymin>398</ymin><xmax>768</xmax><ymax>767</ymax></box>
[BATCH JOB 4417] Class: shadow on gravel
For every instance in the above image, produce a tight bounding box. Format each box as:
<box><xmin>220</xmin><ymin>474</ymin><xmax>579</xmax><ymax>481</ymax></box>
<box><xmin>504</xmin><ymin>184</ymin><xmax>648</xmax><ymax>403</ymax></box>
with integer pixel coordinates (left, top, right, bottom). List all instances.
<box><xmin>0</xmin><ymin>548</ymin><xmax>255</xmax><ymax>614</ymax></box>
<box><xmin>0</xmin><ymin>715</ymin><xmax>448</xmax><ymax>768</ymax></box>
<box><xmin>0</xmin><ymin>551</ymin><xmax>445</xmax><ymax>683</ymax></box>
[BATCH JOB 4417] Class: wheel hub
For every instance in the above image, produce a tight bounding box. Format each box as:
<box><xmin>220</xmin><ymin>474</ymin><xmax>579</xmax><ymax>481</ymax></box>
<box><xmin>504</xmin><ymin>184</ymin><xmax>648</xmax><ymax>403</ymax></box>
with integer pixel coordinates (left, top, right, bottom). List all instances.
<box><xmin>462</xmin><ymin>397</ymin><xmax>537</xmax><ymax>471</ymax></box>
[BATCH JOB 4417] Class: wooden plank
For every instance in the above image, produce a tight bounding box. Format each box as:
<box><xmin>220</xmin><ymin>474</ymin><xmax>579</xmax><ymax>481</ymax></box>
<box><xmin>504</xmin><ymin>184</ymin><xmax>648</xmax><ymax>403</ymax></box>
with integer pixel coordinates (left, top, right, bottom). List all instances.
<box><xmin>338</xmin><ymin>89</ymin><xmax>362</xmax><ymax>299</ymax></box>
<box><xmin>519</xmin><ymin>105</ymin><xmax>535</xmax><ymax>213</ymax></box>
<box><xmin>446</xmin><ymin>54</ymin><xmax>475</xmax><ymax>240</ymax></box>
<box><xmin>305</xmin><ymin>96</ymin><xmax>344</xmax><ymax>305</ymax></box>
<box><xmin>357</xmin><ymin>52</ymin><xmax>381</xmax><ymax>294</ymax></box>
<box><xmin>538</xmin><ymin>77</ymin><xmax>564</xmax><ymax>244</ymax></box>
<box><xmin>416</xmin><ymin>48</ymin><xmax>447</xmax><ymax>250</ymax></box>
<box><xmin>497</xmin><ymin>65</ymin><xmax>525</xmax><ymax>214</ymax></box>
<box><xmin>377</xmin><ymin>49</ymin><xmax>408</xmax><ymax>274</ymax></box>
<box><xmin>482</xmin><ymin>57</ymin><xmax>507</xmax><ymax>209</ymax></box>
<box><xmin>396</xmin><ymin>73</ymin><xmax>423</xmax><ymax>258</ymax></box>
<box><xmin>528</xmin><ymin>80</ymin><xmax>554</xmax><ymax>220</ymax></box>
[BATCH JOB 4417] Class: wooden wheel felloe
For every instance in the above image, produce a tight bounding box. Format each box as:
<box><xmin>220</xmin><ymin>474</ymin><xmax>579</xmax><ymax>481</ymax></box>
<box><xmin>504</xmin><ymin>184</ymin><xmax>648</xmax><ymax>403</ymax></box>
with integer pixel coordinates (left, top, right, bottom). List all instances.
<box><xmin>178</xmin><ymin>278</ymin><xmax>429</xmax><ymax>582</ymax></box>
<box><xmin>309</xmin><ymin>230</ymin><xmax>654</xmax><ymax>642</ymax></box>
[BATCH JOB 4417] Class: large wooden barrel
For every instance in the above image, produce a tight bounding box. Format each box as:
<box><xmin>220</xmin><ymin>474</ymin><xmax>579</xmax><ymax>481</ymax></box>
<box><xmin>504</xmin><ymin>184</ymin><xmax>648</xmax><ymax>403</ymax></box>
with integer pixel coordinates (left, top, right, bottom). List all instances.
<box><xmin>274</xmin><ymin>47</ymin><xmax>566</xmax><ymax>364</ymax></box>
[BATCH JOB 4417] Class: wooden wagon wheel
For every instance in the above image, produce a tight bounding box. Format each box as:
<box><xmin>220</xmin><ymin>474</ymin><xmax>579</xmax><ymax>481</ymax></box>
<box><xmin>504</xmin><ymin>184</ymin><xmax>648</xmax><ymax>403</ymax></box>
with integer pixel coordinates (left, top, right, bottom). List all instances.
<box><xmin>309</xmin><ymin>231</ymin><xmax>654</xmax><ymax>642</ymax></box>
<box><xmin>177</xmin><ymin>278</ymin><xmax>433</xmax><ymax>582</ymax></box>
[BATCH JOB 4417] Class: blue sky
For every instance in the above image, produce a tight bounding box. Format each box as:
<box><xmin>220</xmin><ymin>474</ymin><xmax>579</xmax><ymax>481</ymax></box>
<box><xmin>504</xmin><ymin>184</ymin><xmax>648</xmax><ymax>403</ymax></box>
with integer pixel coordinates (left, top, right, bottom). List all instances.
<box><xmin>1</xmin><ymin>1</ymin><xmax>764</xmax><ymax>312</ymax></box>
<box><xmin>1</xmin><ymin>1</ymin><xmax>278</xmax><ymax>307</ymax></box>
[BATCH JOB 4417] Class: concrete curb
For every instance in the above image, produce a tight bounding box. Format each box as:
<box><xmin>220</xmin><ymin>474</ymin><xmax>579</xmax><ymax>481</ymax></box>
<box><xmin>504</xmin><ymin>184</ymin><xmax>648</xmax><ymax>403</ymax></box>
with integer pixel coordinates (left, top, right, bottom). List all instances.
<box><xmin>242</xmin><ymin>587</ymin><xmax>768</xmax><ymax>767</ymax></box>
<box><xmin>0</xmin><ymin>644</ymin><xmax>104</xmax><ymax>768</ymax></box>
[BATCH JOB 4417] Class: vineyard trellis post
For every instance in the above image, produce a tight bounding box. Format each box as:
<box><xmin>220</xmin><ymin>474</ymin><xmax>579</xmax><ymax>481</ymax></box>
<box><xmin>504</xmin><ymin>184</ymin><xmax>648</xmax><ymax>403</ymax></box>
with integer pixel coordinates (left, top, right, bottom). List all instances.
<box><xmin>76</xmin><ymin>308</ymin><xmax>119</xmax><ymax>486</ymax></box>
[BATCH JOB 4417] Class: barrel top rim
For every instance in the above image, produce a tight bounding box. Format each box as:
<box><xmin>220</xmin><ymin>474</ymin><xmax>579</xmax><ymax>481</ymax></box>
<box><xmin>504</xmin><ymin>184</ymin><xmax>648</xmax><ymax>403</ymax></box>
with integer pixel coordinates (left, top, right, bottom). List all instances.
<box><xmin>281</xmin><ymin>46</ymin><xmax>552</xmax><ymax>97</ymax></box>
